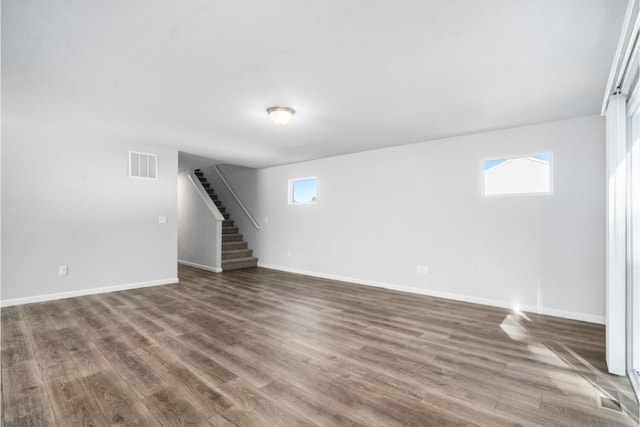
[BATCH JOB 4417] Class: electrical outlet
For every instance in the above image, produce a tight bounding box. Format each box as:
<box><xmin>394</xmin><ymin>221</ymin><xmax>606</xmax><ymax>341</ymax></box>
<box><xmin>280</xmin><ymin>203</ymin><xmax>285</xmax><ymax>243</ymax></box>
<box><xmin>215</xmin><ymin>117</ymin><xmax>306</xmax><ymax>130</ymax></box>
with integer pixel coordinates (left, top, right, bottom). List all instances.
<box><xmin>59</xmin><ymin>265</ymin><xmax>68</xmax><ymax>276</ymax></box>
<box><xmin>158</xmin><ymin>215</ymin><xmax>167</xmax><ymax>224</ymax></box>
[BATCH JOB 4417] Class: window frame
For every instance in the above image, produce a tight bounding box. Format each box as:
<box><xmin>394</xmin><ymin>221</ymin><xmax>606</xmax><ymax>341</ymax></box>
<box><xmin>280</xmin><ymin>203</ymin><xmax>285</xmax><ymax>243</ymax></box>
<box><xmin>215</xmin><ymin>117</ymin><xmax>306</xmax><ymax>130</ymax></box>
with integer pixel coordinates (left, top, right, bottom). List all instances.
<box><xmin>288</xmin><ymin>176</ymin><xmax>318</xmax><ymax>205</ymax></box>
<box><xmin>481</xmin><ymin>152</ymin><xmax>553</xmax><ymax>197</ymax></box>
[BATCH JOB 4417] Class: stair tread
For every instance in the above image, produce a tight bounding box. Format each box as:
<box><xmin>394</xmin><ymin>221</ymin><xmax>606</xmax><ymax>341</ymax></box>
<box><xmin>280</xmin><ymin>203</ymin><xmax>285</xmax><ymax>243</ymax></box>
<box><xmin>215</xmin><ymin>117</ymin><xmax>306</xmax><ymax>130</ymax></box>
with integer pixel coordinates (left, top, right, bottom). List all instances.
<box><xmin>222</xmin><ymin>249</ymin><xmax>252</xmax><ymax>255</ymax></box>
<box><xmin>222</xmin><ymin>241</ymin><xmax>248</xmax><ymax>249</ymax></box>
<box><xmin>222</xmin><ymin>256</ymin><xmax>258</xmax><ymax>263</ymax></box>
<box><xmin>222</xmin><ymin>233</ymin><xmax>243</xmax><ymax>242</ymax></box>
<box><xmin>222</xmin><ymin>258</ymin><xmax>258</xmax><ymax>271</ymax></box>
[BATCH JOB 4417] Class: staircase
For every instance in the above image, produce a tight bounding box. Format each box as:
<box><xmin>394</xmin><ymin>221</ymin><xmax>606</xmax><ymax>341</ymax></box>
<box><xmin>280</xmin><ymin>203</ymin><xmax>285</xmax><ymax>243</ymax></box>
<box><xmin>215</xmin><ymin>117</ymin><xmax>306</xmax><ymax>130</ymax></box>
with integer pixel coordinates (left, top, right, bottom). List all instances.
<box><xmin>194</xmin><ymin>169</ymin><xmax>258</xmax><ymax>271</ymax></box>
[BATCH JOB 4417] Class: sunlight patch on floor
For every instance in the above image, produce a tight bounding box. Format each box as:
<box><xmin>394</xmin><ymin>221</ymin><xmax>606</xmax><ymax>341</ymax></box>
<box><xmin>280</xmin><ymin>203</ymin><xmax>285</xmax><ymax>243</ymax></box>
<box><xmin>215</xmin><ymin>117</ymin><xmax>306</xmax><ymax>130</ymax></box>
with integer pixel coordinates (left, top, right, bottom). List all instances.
<box><xmin>500</xmin><ymin>314</ymin><xmax>529</xmax><ymax>341</ymax></box>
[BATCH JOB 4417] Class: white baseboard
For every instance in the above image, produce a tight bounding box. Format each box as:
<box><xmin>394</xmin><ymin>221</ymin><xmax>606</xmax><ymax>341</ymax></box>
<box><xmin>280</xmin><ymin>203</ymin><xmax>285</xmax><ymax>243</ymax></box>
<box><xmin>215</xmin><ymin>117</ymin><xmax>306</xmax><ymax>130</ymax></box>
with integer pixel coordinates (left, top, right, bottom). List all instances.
<box><xmin>258</xmin><ymin>263</ymin><xmax>605</xmax><ymax>325</ymax></box>
<box><xmin>178</xmin><ymin>260</ymin><xmax>222</xmax><ymax>273</ymax></box>
<box><xmin>0</xmin><ymin>277</ymin><xmax>179</xmax><ymax>307</ymax></box>
<box><xmin>535</xmin><ymin>306</ymin><xmax>604</xmax><ymax>325</ymax></box>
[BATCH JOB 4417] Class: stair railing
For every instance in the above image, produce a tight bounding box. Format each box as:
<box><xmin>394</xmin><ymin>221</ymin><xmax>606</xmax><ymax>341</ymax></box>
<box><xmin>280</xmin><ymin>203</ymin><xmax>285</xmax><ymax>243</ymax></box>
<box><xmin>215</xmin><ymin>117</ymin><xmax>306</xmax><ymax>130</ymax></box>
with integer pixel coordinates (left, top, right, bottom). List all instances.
<box><xmin>213</xmin><ymin>165</ymin><xmax>262</xmax><ymax>229</ymax></box>
<box><xmin>188</xmin><ymin>171</ymin><xmax>225</xmax><ymax>222</ymax></box>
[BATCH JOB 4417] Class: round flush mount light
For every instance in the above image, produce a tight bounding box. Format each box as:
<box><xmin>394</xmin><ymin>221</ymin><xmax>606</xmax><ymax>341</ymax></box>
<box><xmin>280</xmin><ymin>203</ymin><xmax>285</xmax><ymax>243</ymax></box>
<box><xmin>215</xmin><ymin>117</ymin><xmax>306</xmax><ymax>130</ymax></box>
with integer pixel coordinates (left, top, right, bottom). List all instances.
<box><xmin>267</xmin><ymin>106</ymin><xmax>295</xmax><ymax>126</ymax></box>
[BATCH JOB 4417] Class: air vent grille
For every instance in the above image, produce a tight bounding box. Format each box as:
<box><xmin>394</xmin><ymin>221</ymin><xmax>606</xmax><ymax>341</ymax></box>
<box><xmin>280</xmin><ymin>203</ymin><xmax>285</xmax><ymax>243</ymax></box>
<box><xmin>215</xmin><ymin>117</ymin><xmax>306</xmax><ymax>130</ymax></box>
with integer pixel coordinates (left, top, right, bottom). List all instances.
<box><xmin>129</xmin><ymin>151</ymin><xmax>158</xmax><ymax>179</ymax></box>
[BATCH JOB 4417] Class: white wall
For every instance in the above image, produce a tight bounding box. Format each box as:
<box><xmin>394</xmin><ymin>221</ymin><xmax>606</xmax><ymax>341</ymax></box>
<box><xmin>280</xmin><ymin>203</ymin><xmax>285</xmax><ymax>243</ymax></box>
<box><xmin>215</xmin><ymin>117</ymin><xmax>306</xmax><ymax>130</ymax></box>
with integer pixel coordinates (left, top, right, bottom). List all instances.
<box><xmin>224</xmin><ymin>115</ymin><xmax>606</xmax><ymax>323</ymax></box>
<box><xmin>1</xmin><ymin>124</ymin><xmax>178</xmax><ymax>305</ymax></box>
<box><xmin>177</xmin><ymin>171</ymin><xmax>222</xmax><ymax>272</ymax></box>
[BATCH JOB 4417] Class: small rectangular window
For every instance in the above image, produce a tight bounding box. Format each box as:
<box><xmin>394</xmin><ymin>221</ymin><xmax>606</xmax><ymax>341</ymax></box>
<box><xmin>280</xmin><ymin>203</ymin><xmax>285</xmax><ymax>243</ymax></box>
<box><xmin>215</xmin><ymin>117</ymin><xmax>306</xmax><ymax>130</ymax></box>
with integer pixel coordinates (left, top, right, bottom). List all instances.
<box><xmin>289</xmin><ymin>177</ymin><xmax>317</xmax><ymax>204</ymax></box>
<box><xmin>483</xmin><ymin>153</ymin><xmax>551</xmax><ymax>196</ymax></box>
<box><xmin>129</xmin><ymin>151</ymin><xmax>158</xmax><ymax>179</ymax></box>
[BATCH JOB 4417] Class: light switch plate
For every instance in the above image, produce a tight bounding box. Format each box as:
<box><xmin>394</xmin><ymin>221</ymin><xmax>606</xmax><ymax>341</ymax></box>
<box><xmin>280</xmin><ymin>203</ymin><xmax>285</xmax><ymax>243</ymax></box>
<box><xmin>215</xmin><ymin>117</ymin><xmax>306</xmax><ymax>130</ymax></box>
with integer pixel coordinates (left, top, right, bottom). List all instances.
<box><xmin>158</xmin><ymin>216</ymin><xmax>167</xmax><ymax>224</ymax></box>
<box><xmin>59</xmin><ymin>265</ymin><xmax>68</xmax><ymax>276</ymax></box>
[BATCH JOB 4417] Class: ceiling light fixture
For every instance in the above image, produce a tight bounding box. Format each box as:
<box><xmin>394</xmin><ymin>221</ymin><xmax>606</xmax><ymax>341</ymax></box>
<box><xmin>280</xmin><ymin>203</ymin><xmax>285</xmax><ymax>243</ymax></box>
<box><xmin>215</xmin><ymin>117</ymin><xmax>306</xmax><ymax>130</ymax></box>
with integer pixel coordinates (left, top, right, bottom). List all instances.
<box><xmin>267</xmin><ymin>106</ymin><xmax>295</xmax><ymax>126</ymax></box>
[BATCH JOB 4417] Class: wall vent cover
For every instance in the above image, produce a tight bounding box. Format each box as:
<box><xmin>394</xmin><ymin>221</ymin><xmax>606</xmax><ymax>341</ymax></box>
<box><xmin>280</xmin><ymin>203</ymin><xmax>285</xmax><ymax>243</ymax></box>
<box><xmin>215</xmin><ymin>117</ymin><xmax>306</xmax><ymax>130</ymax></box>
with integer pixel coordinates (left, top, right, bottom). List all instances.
<box><xmin>129</xmin><ymin>151</ymin><xmax>158</xmax><ymax>179</ymax></box>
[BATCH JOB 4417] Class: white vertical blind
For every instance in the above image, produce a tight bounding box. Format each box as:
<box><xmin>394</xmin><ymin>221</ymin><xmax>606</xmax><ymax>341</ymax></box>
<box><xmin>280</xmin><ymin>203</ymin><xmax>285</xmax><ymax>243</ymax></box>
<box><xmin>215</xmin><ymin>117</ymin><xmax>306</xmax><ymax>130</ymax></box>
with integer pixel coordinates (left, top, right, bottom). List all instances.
<box><xmin>628</xmin><ymin>107</ymin><xmax>640</xmax><ymax>394</ymax></box>
<box><xmin>606</xmin><ymin>94</ymin><xmax>628</xmax><ymax>376</ymax></box>
<box><xmin>603</xmin><ymin>1</ymin><xmax>639</xmax><ymax>384</ymax></box>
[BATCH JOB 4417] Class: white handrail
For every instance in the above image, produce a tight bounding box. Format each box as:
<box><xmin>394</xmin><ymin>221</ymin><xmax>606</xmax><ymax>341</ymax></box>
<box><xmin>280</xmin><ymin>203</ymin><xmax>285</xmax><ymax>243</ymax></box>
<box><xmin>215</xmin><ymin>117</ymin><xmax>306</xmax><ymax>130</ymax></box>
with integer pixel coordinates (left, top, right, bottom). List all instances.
<box><xmin>187</xmin><ymin>171</ymin><xmax>225</xmax><ymax>222</ymax></box>
<box><xmin>213</xmin><ymin>165</ymin><xmax>261</xmax><ymax>229</ymax></box>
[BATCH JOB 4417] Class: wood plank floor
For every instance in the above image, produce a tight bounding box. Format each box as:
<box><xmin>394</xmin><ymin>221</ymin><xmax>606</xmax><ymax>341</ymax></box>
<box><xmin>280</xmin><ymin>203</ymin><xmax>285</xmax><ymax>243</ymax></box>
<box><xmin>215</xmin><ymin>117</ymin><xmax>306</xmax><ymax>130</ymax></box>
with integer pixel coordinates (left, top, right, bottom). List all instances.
<box><xmin>2</xmin><ymin>265</ymin><xmax>639</xmax><ymax>426</ymax></box>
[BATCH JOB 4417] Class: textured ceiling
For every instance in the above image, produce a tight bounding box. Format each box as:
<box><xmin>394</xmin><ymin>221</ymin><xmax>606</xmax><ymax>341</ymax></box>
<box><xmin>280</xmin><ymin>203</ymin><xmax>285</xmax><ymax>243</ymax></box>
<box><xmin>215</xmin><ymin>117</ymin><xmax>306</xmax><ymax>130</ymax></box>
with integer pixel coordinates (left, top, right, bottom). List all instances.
<box><xmin>2</xmin><ymin>0</ymin><xmax>627</xmax><ymax>167</ymax></box>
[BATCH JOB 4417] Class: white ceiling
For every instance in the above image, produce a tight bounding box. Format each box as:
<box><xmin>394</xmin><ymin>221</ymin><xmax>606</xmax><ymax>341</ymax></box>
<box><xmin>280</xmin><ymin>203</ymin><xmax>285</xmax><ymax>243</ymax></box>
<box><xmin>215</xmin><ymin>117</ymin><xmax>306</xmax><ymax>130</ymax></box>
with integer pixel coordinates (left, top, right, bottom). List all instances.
<box><xmin>2</xmin><ymin>0</ymin><xmax>627</xmax><ymax>168</ymax></box>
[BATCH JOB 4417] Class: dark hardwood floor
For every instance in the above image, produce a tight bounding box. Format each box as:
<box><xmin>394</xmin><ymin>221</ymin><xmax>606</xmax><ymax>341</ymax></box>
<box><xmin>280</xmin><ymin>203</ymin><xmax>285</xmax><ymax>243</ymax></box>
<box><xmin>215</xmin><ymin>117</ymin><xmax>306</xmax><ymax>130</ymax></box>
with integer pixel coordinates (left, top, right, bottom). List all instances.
<box><xmin>2</xmin><ymin>265</ymin><xmax>638</xmax><ymax>426</ymax></box>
